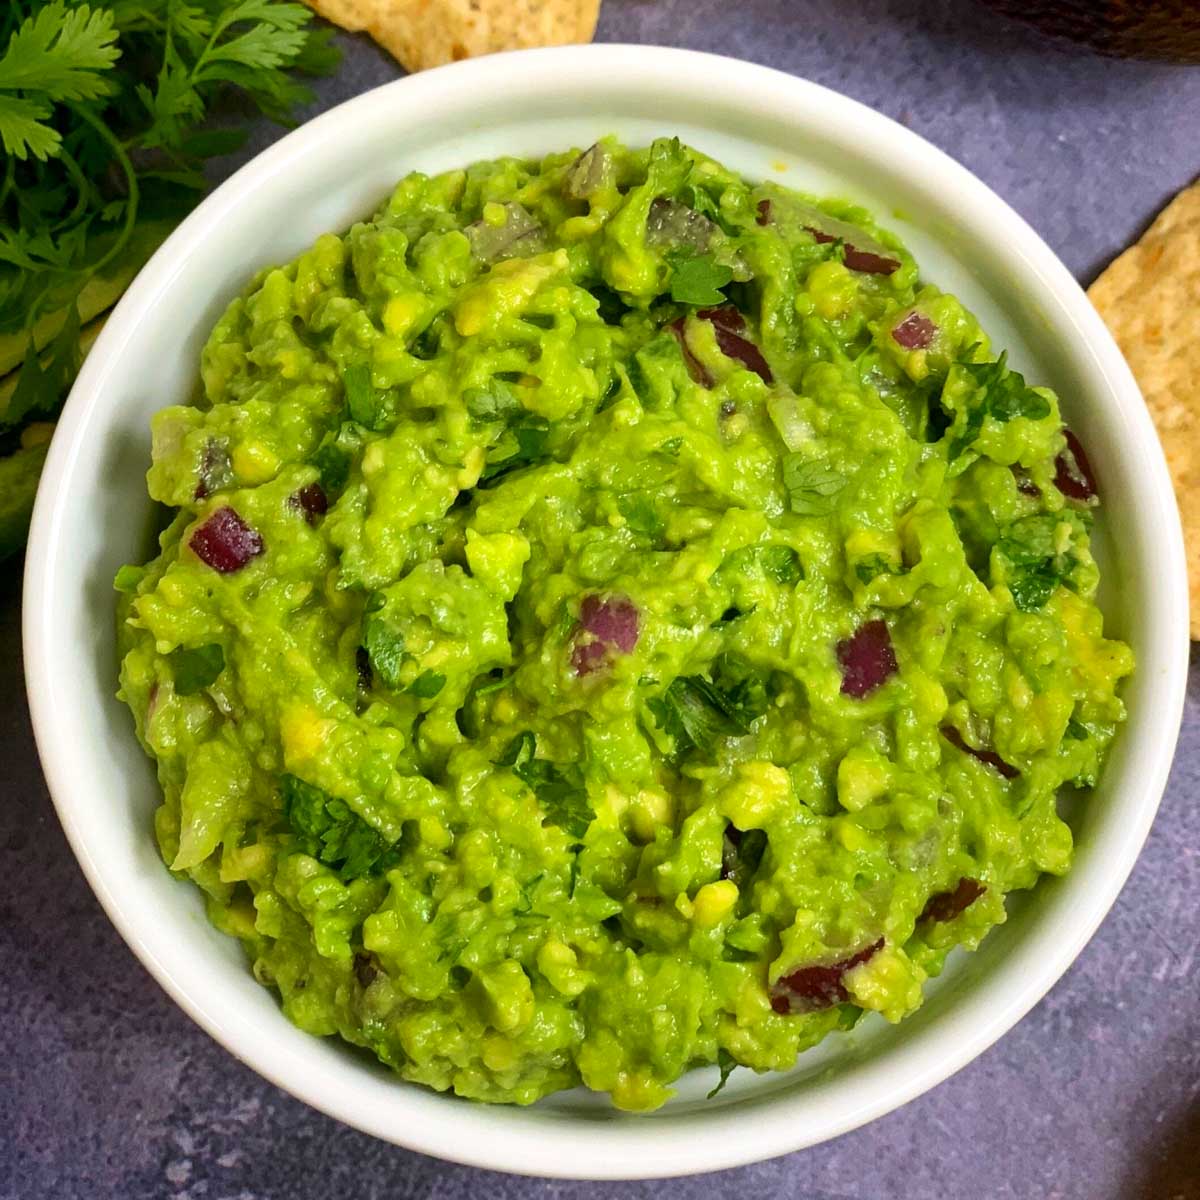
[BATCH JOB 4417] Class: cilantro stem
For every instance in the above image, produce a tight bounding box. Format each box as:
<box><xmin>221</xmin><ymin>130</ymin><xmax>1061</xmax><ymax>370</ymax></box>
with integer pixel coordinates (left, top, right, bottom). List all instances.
<box><xmin>65</xmin><ymin>102</ymin><xmax>139</xmax><ymax>279</ymax></box>
<box><xmin>0</xmin><ymin>155</ymin><xmax>14</xmax><ymax>212</ymax></box>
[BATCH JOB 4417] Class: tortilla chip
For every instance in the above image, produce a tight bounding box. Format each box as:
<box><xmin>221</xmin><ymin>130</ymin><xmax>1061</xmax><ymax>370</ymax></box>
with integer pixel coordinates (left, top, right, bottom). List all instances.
<box><xmin>1089</xmin><ymin>179</ymin><xmax>1200</xmax><ymax>639</ymax></box>
<box><xmin>304</xmin><ymin>0</ymin><xmax>600</xmax><ymax>72</ymax></box>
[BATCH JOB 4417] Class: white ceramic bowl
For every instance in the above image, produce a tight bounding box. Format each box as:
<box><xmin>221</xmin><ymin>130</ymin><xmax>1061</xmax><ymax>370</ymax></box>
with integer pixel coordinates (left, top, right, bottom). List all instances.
<box><xmin>23</xmin><ymin>45</ymin><xmax>1189</xmax><ymax>1179</ymax></box>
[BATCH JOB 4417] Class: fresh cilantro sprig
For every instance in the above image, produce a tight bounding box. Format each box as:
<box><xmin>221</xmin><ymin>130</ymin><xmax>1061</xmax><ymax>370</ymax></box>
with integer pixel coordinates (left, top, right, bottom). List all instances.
<box><xmin>0</xmin><ymin>1</ymin><xmax>339</xmax><ymax>447</ymax></box>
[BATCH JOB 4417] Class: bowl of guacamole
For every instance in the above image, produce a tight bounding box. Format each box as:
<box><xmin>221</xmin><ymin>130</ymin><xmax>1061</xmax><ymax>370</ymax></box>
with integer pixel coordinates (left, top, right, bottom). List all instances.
<box><xmin>24</xmin><ymin>47</ymin><xmax>1189</xmax><ymax>1177</ymax></box>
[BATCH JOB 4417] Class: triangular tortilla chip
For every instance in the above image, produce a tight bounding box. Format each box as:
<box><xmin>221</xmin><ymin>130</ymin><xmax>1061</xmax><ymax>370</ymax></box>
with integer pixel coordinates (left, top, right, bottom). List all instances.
<box><xmin>1089</xmin><ymin>179</ymin><xmax>1200</xmax><ymax>639</ymax></box>
<box><xmin>304</xmin><ymin>0</ymin><xmax>600</xmax><ymax>72</ymax></box>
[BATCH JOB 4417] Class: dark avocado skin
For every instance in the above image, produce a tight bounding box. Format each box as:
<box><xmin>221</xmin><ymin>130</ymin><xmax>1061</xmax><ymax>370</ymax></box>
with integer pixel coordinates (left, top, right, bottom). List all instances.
<box><xmin>983</xmin><ymin>0</ymin><xmax>1200</xmax><ymax>61</ymax></box>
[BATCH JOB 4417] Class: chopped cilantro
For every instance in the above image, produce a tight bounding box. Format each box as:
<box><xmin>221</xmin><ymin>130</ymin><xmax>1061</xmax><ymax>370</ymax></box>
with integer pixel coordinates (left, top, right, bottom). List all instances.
<box><xmin>947</xmin><ymin>353</ymin><xmax>1053</xmax><ymax>462</ymax></box>
<box><xmin>707</xmin><ymin>1048</ymin><xmax>739</xmax><ymax>1099</ymax></box>
<box><xmin>619</xmin><ymin>493</ymin><xmax>665</xmax><ymax>540</ymax></box>
<box><xmin>473</xmin><ymin>672</ymin><xmax>513</xmax><ymax>697</ymax></box>
<box><xmin>361</xmin><ymin>609</ymin><xmax>406</xmax><ymax>690</ymax></box>
<box><xmin>854</xmin><ymin>553</ymin><xmax>897</xmax><ymax>584</ymax></box>
<box><xmin>407</xmin><ymin>670</ymin><xmax>446</xmax><ymax>699</ymax></box>
<box><xmin>280</xmin><ymin>773</ymin><xmax>400</xmax><ymax>882</ymax></box>
<box><xmin>782</xmin><ymin>456</ymin><xmax>846</xmax><ymax>516</ymax></box>
<box><xmin>499</xmin><ymin>732</ymin><xmax>595</xmax><ymax>839</ymax></box>
<box><xmin>836</xmin><ymin>1003</ymin><xmax>864</xmax><ymax>1031</ymax></box>
<box><xmin>1065</xmin><ymin>717</ymin><xmax>1089</xmax><ymax>741</ymax></box>
<box><xmin>666</xmin><ymin>249</ymin><xmax>733</xmax><ymax>306</ymax></box>
<box><xmin>648</xmin><ymin>673</ymin><xmax>760</xmax><ymax>758</ymax></box>
<box><xmin>311</xmin><ymin>438</ymin><xmax>351</xmax><ymax>494</ymax></box>
<box><xmin>760</xmin><ymin>545</ymin><xmax>802</xmax><ymax>584</ymax></box>
<box><xmin>168</xmin><ymin>643</ymin><xmax>225</xmax><ymax>696</ymax></box>
<box><xmin>996</xmin><ymin>514</ymin><xmax>1079</xmax><ymax>612</ymax></box>
<box><xmin>479</xmin><ymin>418</ymin><xmax>550</xmax><ymax>484</ymax></box>
<box><xmin>464</xmin><ymin>380</ymin><xmax>522</xmax><ymax>424</ymax></box>
<box><xmin>343</xmin><ymin>362</ymin><xmax>385</xmax><ymax>430</ymax></box>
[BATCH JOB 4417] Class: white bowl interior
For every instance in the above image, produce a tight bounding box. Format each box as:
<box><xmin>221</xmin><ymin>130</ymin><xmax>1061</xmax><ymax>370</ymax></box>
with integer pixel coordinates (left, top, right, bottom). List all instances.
<box><xmin>23</xmin><ymin>47</ymin><xmax>1188</xmax><ymax>1178</ymax></box>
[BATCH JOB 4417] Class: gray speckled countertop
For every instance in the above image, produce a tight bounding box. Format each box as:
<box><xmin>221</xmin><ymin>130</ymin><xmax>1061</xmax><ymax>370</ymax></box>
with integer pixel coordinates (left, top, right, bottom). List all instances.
<box><xmin>2</xmin><ymin>2</ymin><xmax>1198</xmax><ymax>1197</ymax></box>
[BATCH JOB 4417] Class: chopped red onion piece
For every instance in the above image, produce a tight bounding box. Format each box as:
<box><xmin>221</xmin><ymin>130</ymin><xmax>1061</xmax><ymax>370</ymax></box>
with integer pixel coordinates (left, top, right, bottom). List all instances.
<box><xmin>697</xmin><ymin>305</ymin><xmax>773</xmax><ymax>383</ymax></box>
<box><xmin>571</xmin><ymin>639</ymin><xmax>609</xmax><ymax>676</ymax></box>
<box><xmin>189</xmin><ymin>506</ymin><xmax>264</xmax><ymax>573</ymax></box>
<box><xmin>580</xmin><ymin>594</ymin><xmax>639</xmax><ymax>653</ymax></box>
<box><xmin>667</xmin><ymin>317</ymin><xmax>715</xmax><ymax>388</ymax></box>
<box><xmin>842</xmin><ymin>245</ymin><xmax>902</xmax><ymax>275</ymax></box>
<box><xmin>1053</xmin><ymin>429</ymin><xmax>1097</xmax><ymax>501</ymax></box>
<box><xmin>290</xmin><ymin>482</ymin><xmax>328</xmax><ymax>525</ymax></box>
<box><xmin>756</xmin><ymin>199</ymin><xmax>772</xmax><ymax>226</ymax></box>
<box><xmin>770</xmin><ymin>938</ymin><xmax>885</xmax><ymax>1014</ymax></box>
<box><xmin>697</xmin><ymin>305</ymin><xmax>746</xmax><ymax>333</ymax></box>
<box><xmin>940</xmin><ymin>725</ymin><xmax>1018</xmax><ymax>779</ymax></box>
<box><xmin>892</xmin><ymin>312</ymin><xmax>937</xmax><ymax>350</ymax></box>
<box><xmin>920</xmin><ymin>878</ymin><xmax>986</xmax><ymax>924</ymax></box>
<box><xmin>837</xmin><ymin>619</ymin><xmax>898</xmax><ymax>698</ymax></box>
<box><xmin>805</xmin><ymin>225</ymin><xmax>901</xmax><ymax>276</ymax></box>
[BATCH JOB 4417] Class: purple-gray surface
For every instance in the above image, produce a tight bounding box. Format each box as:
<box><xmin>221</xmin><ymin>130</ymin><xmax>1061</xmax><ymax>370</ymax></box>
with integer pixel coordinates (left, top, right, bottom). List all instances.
<box><xmin>2</xmin><ymin>1</ymin><xmax>1198</xmax><ymax>1197</ymax></box>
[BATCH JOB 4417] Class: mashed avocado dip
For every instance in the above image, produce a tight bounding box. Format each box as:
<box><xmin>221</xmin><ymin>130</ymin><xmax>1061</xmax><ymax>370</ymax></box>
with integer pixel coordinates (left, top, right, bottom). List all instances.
<box><xmin>115</xmin><ymin>138</ymin><xmax>1133</xmax><ymax>1110</ymax></box>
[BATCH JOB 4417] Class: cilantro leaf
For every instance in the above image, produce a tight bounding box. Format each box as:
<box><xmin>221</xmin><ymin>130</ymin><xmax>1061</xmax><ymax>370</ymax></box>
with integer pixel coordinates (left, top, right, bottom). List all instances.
<box><xmin>0</xmin><ymin>2</ymin><xmax>120</xmax><ymax>161</ymax></box>
<box><xmin>500</xmin><ymin>732</ymin><xmax>595</xmax><ymax>839</ymax></box>
<box><xmin>280</xmin><ymin>773</ymin><xmax>401</xmax><ymax>882</ymax></box>
<box><xmin>362</xmin><ymin>608</ymin><xmax>406</xmax><ymax>689</ymax></box>
<box><xmin>760</xmin><ymin>545</ymin><xmax>802</xmax><ymax>584</ymax></box>
<box><xmin>782</xmin><ymin>455</ymin><xmax>846</xmax><ymax>516</ymax></box>
<box><xmin>837</xmin><ymin>1003</ymin><xmax>864</xmax><ymax>1031</ymax></box>
<box><xmin>961</xmin><ymin>355</ymin><xmax>1052</xmax><ymax>423</ymax></box>
<box><xmin>946</xmin><ymin>354</ymin><xmax>1053</xmax><ymax>463</ymax></box>
<box><xmin>649</xmin><ymin>674</ymin><xmax>757</xmax><ymax>759</ymax></box>
<box><xmin>478</xmin><ymin>417</ymin><xmax>550</xmax><ymax>485</ymax></box>
<box><xmin>667</xmin><ymin>249</ymin><xmax>733</xmax><ymax>306</ymax></box>
<box><xmin>707</xmin><ymin>1048</ymin><xmax>739</xmax><ymax>1099</ymax></box>
<box><xmin>311</xmin><ymin>439</ymin><xmax>351</xmax><ymax>494</ymax></box>
<box><xmin>464</xmin><ymin>379</ymin><xmax>522</xmax><ymax>424</ymax></box>
<box><xmin>854</xmin><ymin>552</ymin><xmax>897</xmax><ymax>584</ymax></box>
<box><xmin>3</xmin><ymin>303</ymin><xmax>80</xmax><ymax>432</ymax></box>
<box><xmin>995</xmin><ymin>514</ymin><xmax>1079</xmax><ymax>612</ymax></box>
<box><xmin>168</xmin><ymin>643</ymin><xmax>225</xmax><ymax>695</ymax></box>
<box><xmin>343</xmin><ymin>362</ymin><xmax>385</xmax><ymax>430</ymax></box>
<box><xmin>618</xmin><ymin>493</ymin><xmax>665</xmax><ymax>540</ymax></box>
<box><xmin>407</xmin><ymin>670</ymin><xmax>446</xmax><ymax>699</ymax></box>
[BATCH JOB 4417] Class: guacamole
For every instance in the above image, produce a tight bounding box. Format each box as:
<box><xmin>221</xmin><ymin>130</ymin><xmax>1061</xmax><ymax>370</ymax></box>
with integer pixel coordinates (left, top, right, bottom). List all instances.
<box><xmin>115</xmin><ymin>138</ymin><xmax>1133</xmax><ymax>1111</ymax></box>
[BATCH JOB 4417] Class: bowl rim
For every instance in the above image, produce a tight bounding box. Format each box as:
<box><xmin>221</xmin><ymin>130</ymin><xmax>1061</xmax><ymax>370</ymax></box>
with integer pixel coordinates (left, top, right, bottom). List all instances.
<box><xmin>22</xmin><ymin>43</ymin><xmax>1189</xmax><ymax>1179</ymax></box>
